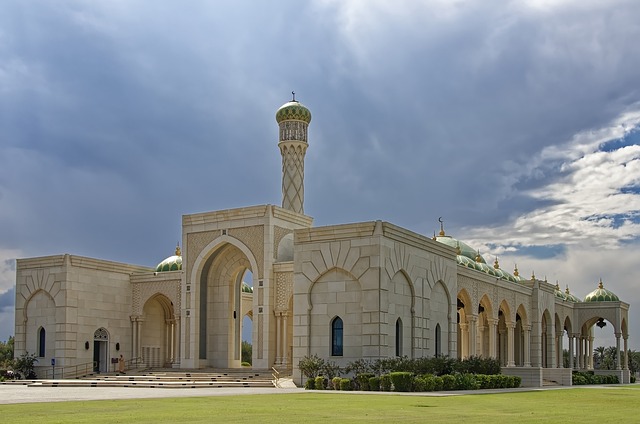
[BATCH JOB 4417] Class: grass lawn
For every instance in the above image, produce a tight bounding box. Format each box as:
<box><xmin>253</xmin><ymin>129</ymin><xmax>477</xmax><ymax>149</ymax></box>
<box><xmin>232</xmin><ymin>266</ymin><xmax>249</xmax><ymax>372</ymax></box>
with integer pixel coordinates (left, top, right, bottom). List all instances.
<box><xmin>1</xmin><ymin>386</ymin><xmax>639</xmax><ymax>423</ymax></box>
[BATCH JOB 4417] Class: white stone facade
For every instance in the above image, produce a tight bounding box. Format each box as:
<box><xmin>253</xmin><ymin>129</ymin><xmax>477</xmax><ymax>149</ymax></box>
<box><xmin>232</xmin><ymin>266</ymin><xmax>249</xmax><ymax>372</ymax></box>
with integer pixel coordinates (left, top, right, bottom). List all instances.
<box><xmin>13</xmin><ymin>100</ymin><xmax>631</xmax><ymax>386</ymax></box>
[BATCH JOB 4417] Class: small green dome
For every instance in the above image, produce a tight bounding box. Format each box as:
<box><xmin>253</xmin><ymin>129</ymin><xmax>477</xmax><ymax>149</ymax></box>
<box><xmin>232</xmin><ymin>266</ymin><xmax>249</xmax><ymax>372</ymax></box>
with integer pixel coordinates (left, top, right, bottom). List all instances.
<box><xmin>584</xmin><ymin>279</ymin><xmax>619</xmax><ymax>302</ymax></box>
<box><xmin>564</xmin><ymin>287</ymin><xmax>582</xmax><ymax>303</ymax></box>
<box><xmin>156</xmin><ymin>245</ymin><xmax>182</xmax><ymax>272</ymax></box>
<box><xmin>435</xmin><ymin>236</ymin><xmax>486</xmax><ymax>264</ymax></box>
<box><xmin>554</xmin><ymin>283</ymin><xmax>566</xmax><ymax>301</ymax></box>
<box><xmin>241</xmin><ymin>282</ymin><xmax>253</xmax><ymax>293</ymax></box>
<box><xmin>276</xmin><ymin>100</ymin><xmax>312</xmax><ymax>124</ymax></box>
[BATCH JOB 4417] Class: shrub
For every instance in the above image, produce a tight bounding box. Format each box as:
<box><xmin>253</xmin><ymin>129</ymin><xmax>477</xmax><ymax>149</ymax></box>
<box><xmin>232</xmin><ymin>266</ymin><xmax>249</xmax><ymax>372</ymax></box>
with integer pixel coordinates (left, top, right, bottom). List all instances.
<box><xmin>321</xmin><ymin>361</ymin><xmax>342</xmax><ymax>380</ymax></box>
<box><xmin>432</xmin><ymin>376</ymin><xmax>444</xmax><ymax>391</ymax></box>
<box><xmin>421</xmin><ymin>374</ymin><xmax>436</xmax><ymax>391</ymax></box>
<box><xmin>455</xmin><ymin>373</ymin><xmax>478</xmax><ymax>390</ymax></box>
<box><xmin>339</xmin><ymin>378</ymin><xmax>352</xmax><ymax>391</ymax></box>
<box><xmin>304</xmin><ymin>378</ymin><xmax>315</xmax><ymax>390</ymax></box>
<box><xmin>413</xmin><ymin>376</ymin><xmax>426</xmax><ymax>392</ymax></box>
<box><xmin>631</xmin><ymin>375</ymin><xmax>636</xmax><ymax>383</ymax></box>
<box><xmin>355</xmin><ymin>373</ymin><xmax>375</xmax><ymax>391</ymax></box>
<box><xmin>315</xmin><ymin>376</ymin><xmax>326</xmax><ymax>390</ymax></box>
<box><xmin>368</xmin><ymin>376</ymin><xmax>381</xmax><ymax>391</ymax></box>
<box><xmin>511</xmin><ymin>376</ymin><xmax>522</xmax><ymax>388</ymax></box>
<box><xmin>298</xmin><ymin>354</ymin><xmax>325</xmax><ymax>379</ymax></box>
<box><xmin>441</xmin><ymin>374</ymin><xmax>456</xmax><ymax>390</ymax></box>
<box><xmin>380</xmin><ymin>374</ymin><xmax>392</xmax><ymax>391</ymax></box>
<box><xmin>14</xmin><ymin>352</ymin><xmax>38</xmax><ymax>379</ymax></box>
<box><xmin>390</xmin><ymin>372</ymin><xmax>413</xmax><ymax>392</ymax></box>
<box><xmin>572</xmin><ymin>373</ymin><xmax>587</xmax><ymax>385</ymax></box>
<box><xmin>345</xmin><ymin>359</ymin><xmax>373</xmax><ymax>376</ymax></box>
<box><xmin>332</xmin><ymin>376</ymin><xmax>342</xmax><ymax>390</ymax></box>
<box><xmin>475</xmin><ymin>374</ymin><xmax>490</xmax><ymax>389</ymax></box>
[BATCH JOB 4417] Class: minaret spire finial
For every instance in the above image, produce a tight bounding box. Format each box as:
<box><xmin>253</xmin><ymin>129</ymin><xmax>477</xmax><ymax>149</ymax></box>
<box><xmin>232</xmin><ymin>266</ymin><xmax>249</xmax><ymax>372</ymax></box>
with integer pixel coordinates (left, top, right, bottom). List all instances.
<box><xmin>438</xmin><ymin>217</ymin><xmax>445</xmax><ymax>236</ymax></box>
<box><xmin>292</xmin><ymin>91</ymin><xmax>296</xmax><ymax>101</ymax></box>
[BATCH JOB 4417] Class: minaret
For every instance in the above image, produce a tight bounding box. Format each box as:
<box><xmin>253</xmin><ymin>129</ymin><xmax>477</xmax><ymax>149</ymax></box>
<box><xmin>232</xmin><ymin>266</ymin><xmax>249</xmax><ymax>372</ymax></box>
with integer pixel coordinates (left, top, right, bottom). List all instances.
<box><xmin>276</xmin><ymin>92</ymin><xmax>312</xmax><ymax>214</ymax></box>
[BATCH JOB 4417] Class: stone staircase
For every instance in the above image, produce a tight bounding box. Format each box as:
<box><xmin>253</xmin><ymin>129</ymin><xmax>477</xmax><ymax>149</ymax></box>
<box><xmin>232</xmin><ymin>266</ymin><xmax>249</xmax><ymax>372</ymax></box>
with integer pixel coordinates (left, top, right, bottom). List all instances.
<box><xmin>1</xmin><ymin>368</ymin><xmax>279</xmax><ymax>389</ymax></box>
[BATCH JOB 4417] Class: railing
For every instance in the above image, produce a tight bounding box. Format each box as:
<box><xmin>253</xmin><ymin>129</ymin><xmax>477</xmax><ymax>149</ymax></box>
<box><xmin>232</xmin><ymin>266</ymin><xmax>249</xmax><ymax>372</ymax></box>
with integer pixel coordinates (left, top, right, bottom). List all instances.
<box><xmin>271</xmin><ymin>367</ymin><xmax>280</xmax><ymax>387</ymax></box>
<box><xmin>39</xmin><ymin>361</ymin><xmax>97</xmax><ymax>379</ymax></box>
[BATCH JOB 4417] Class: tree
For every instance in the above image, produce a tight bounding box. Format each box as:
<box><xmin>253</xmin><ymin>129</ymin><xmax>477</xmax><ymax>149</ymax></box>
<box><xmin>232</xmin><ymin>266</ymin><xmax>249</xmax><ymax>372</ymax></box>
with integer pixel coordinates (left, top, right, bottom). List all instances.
<box><xmin>14</xmin><ymin>352</ymin><xmax>38</xmax><ymax>379</ymax></box>
<box><xmin>0</xmin><ymin>336</ymin><xmax>14</xmax><ymax>368</ymax></box>
<box><xmin>241</xmin><ymin>341</ymin><xmax>252</xmax><ymax>365</ymax></box>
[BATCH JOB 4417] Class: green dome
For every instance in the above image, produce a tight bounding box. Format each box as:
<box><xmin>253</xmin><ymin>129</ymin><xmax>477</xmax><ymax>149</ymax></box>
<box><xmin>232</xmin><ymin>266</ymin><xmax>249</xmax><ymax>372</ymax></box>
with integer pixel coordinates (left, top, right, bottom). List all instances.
<box><xmin>156</xmin><ymin>246</ymin><xmax>182</xmax><ymax>272</ymax></box>
<box><xmin>554</xmin><ymin>283</ymin><xmax>566</xmax><ymax>301</ymax></box>
<box><xmin>276</xmin><ymin>100</ymin><xmax>312</xmax><ymax>124</ymax></box>
<box><xmin>584</xmin><ymin>280</ymin><xmax>619</xmax><ymax>302</ymax></box>
<box><xmin>564</xmin><ymin>287</ymin><xmax>582</xmax><ymax>303</ymax></box>
<box><xmin>435</xmin><ymin>236</ymin><xmax>486</xmax><ymax>264</ymax></box>
<box><xmin>241</xmin><ymin>282</ymin><xmax>253</xmax><ymax>293</ymax></box>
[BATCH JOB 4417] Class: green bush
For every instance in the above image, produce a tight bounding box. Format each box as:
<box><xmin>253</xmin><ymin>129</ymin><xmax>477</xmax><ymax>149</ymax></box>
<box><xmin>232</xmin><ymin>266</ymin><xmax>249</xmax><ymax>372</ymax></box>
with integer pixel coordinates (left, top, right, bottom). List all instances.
<box><xmin>390</xmin><ymin>372</ymin><xmax>413</xmax><ymax>392</ymax></box>
<box><xmin>304</xmin><ymin>378</ymin><xmax>315</xmax><ymax>390</ymax></box>
<box><xmin>315</xmin><ymin>376</ymin><xmax>326</xmax><ymax>390</ymax></box>
<box><xmin>631</xmin><ymin>375</ymin><xmax>636</xmax><ymax>383</ymax></box>
<box><xmin>332</xmin><ymin>376</ymin><xmax>342</xmax><ymax>390</ymax></box>
<box><xmin>413</xmin><ymin>376</ymin><xmax>426</xmax><ymax>392</ymax></box>
<box><xmin>368</xmin><ymin>376</ymin><xmax>381</xmax><ymax>391</ymax></box>
<box><xmin>339</xmin><ymin>378</ymin><xmax>352</xmax><ymax>391</ymax></box>
<box><xmin>433</xmin><ymin>375</ymin><xmax>444</xmax><ymax>391</ymax></box>
<box><xmin>455</xmin><ymin>373</ymin><xmax>478</xmax><ymax>390</ymax></box>
<box><xmin>356</xmin><ymin>373</ymin><xmax>375</xmax><ymax>391</ymax></box>
<box><xmin>572</xmin><ymin>373</ymin><xmax>587</xmax><ymax>385</ymax></box>
<box><xmin>380</xmin><ymin>374</ymin><xmax>392</xmax><ymax>391</ymax></box>
<box><xmin>298</xmin><ymin>354</ymin><xmax>325</xmax><ymax>379</ymax></box>
<box><xmin>511</xmin><ymin>376</ymin><xmax>522</xmax><ymax>388</ymax></box>
<box><xmin>421</xmin><ymin>374</ymin><xmax>436</xmax><ymax>391</ymax></box>
<box><xmin>441</xmin><ymin>374</ymin><xmax>456</xmax><ymax>390</ymax></box>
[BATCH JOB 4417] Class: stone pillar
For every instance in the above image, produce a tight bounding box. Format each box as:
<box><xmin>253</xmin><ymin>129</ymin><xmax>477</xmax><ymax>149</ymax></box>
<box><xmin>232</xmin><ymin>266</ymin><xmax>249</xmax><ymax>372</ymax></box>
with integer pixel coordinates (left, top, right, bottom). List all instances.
<box><xmin>556</xmin><ymin>332</ymin><xmax>564</xmax><ymax>368</ymax></box>
<box><xmin>568</xmin><ymin>335</ymin><xmax>575</xmax><ymax>370</ymax></box>
<box><xmin>615</xmin><ymin>333</ymin><xmax>622</xmax><ymax>370</ymax></box>
<box><xmin>130</xmin><ymin>316</ymin><xmax>138</xmax><ymax>362</ymax></box>
<box><xmin>282</xmin><ymin>313</ymin><xmax>289</xmax><ymax>366</ymax></box>
<box><xmin>459</xmin><ymin>323</ymin><xmax>469</xmax><ymax>359</ymax></box>
<box><xmin>275</xmin><ymin>313</ymin><xmax>282</xmax><ymax>365</ymax></box>
<box><xmin>507</xmin><ymin>324</ymin><xmax>515</xmax><ymax>367</ymax></box>
<box><xmin>623</xmin><ymin>336</ymin><xmax>629</xmax><ymax>370</ymax></box>
<box><xmin>487</xmin><ymin>319</ymin><xmax>497</xmax><ymax>359</ymax></box>
<box><xmin>137</xmin><ymin>319</ymin><xmax>144</xmax><ymax>362</ymax></box>
<box><xmin>524</xmin><ymin>326</ymin><xmax>531</xmax><ymax>367</ymax></box>
<box><xmin>588</xmin><ymin>336</ymin><xmax>594</xmax><ymax>370</ymax></box>
<box><xmin>173</xmin><ymin>316</ymin><xmax>181</xmax><ymax>367</ymax></box>
<box><xmin>468</xmin><ymin>316</ymin><xmax>478</xmax><ymax>357</ymax></box>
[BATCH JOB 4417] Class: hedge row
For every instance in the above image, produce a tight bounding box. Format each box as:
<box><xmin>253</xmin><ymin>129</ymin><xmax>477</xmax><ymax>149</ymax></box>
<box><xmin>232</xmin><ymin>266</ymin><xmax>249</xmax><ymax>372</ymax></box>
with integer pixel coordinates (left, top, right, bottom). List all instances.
<box><xmin>306</xmin><ymin>372</ymin><xmax>521</xmax><ymax>392</ymax></box>
<box><xmin>572</xmin><ymin>371</ymin><xmax>619</xmax><ymax>385</ymax></box>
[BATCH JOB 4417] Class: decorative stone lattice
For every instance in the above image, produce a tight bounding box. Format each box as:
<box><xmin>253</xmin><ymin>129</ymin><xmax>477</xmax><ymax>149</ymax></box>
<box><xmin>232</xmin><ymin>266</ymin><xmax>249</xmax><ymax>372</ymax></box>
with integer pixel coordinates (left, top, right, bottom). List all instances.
<box><xmin>132</xmin><ymin>279</ymin><xmax>181</xmax><ymax>317</ymax></box>
<box><xmin>186</xmin><ymin>230</ymin><xmax>221</xmax><ymax>282</ymax></box>
<box><xmin>228</xmin><ymin>225</ymin><xmax>264</xmax><ymax>278</ymax></box>
<box><xmin>275</xmin><ymin>272</ymin><xmax>293</xmax><ymax>312</ymax></box>
<box><xmin>94</xmin><ymin>327</ymin><xmax>109</xmax><ymax>340</ymax></box>
<box><xmin>280</xmin><ymin>143</ymin><xmax>307</xmax><ymax>214</ymax></box>
<box><xmin>273</xmin><ymin>226</ymin><xmax>293</xmax><ymax>259</ymax></box>
<box><xmin>279</xmin><ymin>121</ymin><xmax>308</xmax><ymax>142</ymax></box>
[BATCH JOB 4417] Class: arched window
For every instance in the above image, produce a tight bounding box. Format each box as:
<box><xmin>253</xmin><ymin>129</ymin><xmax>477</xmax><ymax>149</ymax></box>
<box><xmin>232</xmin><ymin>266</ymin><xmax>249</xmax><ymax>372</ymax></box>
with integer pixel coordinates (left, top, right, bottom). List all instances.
<box><xmin>38</xmin><ymin>327</ymin><xmax>46</xmax><ymax>357</ymax></box>
<box><xmin>331</xmin><ymin>317</ymin><xmax>343</xmax><ymax>356</ymax></box>
<box><xmin>435</xmin><ymin>323</ymin><xmax>441</xmax><ymax>358</ymax></box>
<box><xmin>395</xmin><ymin>318</ymin><xmax>403</xmax><ymax>357</ymax></box>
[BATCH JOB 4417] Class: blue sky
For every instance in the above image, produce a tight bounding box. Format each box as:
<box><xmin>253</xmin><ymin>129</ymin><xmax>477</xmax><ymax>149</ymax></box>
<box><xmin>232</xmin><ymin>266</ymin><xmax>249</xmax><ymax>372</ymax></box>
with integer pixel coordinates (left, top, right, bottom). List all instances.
<box><xmin>1</xmin><ymin>0</ymin><xmax>640</xmax><ymax>349</ymax></box>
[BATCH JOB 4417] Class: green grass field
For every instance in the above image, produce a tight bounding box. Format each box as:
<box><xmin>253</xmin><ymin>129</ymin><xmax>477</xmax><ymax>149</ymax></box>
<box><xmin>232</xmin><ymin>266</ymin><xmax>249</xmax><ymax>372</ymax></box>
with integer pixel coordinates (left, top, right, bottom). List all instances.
<box><xmin>1</xmin><ymin>386</ymin><xmax>639</xmax><ymax>423</ymax></box>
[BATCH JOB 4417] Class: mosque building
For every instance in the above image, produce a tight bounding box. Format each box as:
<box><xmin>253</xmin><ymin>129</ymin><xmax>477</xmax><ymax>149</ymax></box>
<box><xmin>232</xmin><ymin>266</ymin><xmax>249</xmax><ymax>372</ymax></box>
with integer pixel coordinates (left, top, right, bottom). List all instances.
<box><xmin>13</xmin><ymin>97</ymin><xmax>631</xmax><ymax>386</ymax></box>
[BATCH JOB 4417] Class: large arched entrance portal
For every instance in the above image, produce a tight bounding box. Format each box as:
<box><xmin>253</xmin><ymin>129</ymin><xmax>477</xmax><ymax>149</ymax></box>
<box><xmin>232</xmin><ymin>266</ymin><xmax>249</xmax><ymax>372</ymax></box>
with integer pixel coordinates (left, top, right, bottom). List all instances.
<box><xmin>198</xmin><ymin>242</ymin><xmax>256</xmax><ymax>368</ymax></box>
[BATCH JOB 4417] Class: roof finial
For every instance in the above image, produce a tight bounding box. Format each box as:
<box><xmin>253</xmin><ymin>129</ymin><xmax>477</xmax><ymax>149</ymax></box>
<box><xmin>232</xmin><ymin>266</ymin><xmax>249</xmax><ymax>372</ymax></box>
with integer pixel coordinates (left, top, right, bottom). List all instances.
<box><xmin>175</xmin><ymin>243</ymin><xmax>181</xmax><ymax>256</ymax></box>
<box><xmin>475</xmin><ymin>249</ymin><xmax>482</xmax><ymax>263</ymax></box>
<box><xmin>531</xmin><ymin>271</ymin><xmax>536</xmax><ymax>281</ymax></box>
<box><xmin>555</xmin><ymin>280</ymin><xmax>560</xmax><ymax>290</ymax></box>
<box><xmin>432</xmin><ymin>231</ymin><xmax>437</xmax><ymax>241</ymax></box>
<box><xmin>292</xmin><ymin>91</ymin><xmax>296</xmax><ymax>102</ymax></box>
<box><xmin>598</xmin><ymin>278</ymin><xmax>604</xmax><ymax>289</ymax></box>
<box><xmin>455</xmin><ymin>241</ymin><xmax>461</xmax><ymax>255</ymax></box>
<box><xmin>494</xmin><ymin>257</ymin><xmax>500</xmax><ymax>269</ymax></box>
<box><xmin>565</xmin><ymin>285</ymin><xmax>570</xmax><ymax>294</ymax></box>
<box><xmin>513</xmin><ymin>264</ymin><xmax>519</xmax><ymax>277</ymax></box>
<box><xmin>438</xmin><ymin>217</ymin><xmax>445</xmax><ymax>236</ymax></box>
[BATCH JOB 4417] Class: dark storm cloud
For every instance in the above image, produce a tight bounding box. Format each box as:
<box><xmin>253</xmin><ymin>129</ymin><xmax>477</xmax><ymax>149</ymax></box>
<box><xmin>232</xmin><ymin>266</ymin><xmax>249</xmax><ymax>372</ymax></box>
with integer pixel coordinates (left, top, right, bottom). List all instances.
<box><xmin>1</xmin><ymin>0</ymin><xmax>640</xmax><ymax>342</ymax></box>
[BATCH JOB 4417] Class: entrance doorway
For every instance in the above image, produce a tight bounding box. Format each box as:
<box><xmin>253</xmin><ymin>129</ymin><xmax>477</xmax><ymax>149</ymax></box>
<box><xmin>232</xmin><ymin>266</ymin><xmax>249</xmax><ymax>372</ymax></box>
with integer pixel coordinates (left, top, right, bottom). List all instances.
<box><xmin>93</xmin><ymin>328</ymin><xmax>109</xmax><ymax>373</ymax></box>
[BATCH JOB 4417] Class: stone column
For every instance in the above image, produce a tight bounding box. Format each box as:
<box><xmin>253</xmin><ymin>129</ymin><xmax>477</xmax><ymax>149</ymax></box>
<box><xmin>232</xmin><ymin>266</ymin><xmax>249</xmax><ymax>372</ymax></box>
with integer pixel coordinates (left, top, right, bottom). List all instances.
<box><xmin>275</xmin><ymin>313</ymin><xmax>282</xmax><ymax>365</ymax></box>
<box><xmin>282</xmin><ymin>313</ymin><xmax>289</xmax><ymax>366</ymax></box>
<box><xmin>130</xmin><ymin>316</ymin><xmax>138</xmax><ymax>362</ymax></box>
<box><xmin>568</xmin><ymin>335</ymin><xmax>575</xmax><ymax>370</ymax></box>
<box><xmin>487</xmin><ymin>319</ymin><xmax>497</xmax><ymax>359</ymax></box>
<box><xmin>577</xmin><ymin>337</ymin><xmax>583</xmax><ymax>369</ymax></box>
<box><xmin>459</xmin><ymin>323</ymin><xmax>468</xmax><ymax>359</ymax></box>
<box><xmin>623</xmin><ymin>336</ymin><xmax>629</xmax><ymax>370</ymax></box>
<box><xmin>173</xmin><ymin>316</ymin><xmax>181</xmax><ymax>367</ymax></box>
<box><xmin>468</xmin><ymin>316</ymin><xmax>478</xmax><ymax>357</ymax></box>
<box><xmin>615</xmin><ymin>333</ymin><xmax>622</xmax><ymax>370</ymax></box>
<box><xmin>507</xmin><ymin>324</ymin><xmax>515</xmax><ymax>367</ymax></box>
<box><xmin>524</xmin><ymin>326</ymin><xmax>531</xmax><ymax>367</ymax></box>
<box><xmin>137</xmin><ymin>319</ymin><xmax>144</xmax><ymax>363</ymax></box>
<box><xmin>556</xmin><ymin>332</ymin><xmax>564</xmax><ymax>368</ymax></box>
<box><xmin>588</xmin><ymin>336</ymin><xmax>594</xmax><ymax>370</ymax></box>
